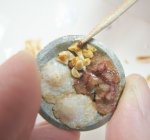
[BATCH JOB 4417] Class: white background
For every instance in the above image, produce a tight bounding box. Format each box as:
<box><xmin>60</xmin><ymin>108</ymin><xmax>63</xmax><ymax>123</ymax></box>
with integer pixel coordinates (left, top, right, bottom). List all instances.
<box><xmin>0</xmin><ymin>0</ymin><xmax>150</xmax><ymax>140</ymax></box>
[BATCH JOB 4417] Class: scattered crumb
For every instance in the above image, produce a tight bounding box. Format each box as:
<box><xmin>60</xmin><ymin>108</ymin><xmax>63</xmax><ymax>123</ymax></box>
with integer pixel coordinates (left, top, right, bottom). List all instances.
<box><xmin>136</xmin><ymin>56</ymin><xmax>150</xmax><ymax>63</ymax></box>
<box><xmin>124</xmin><ymin>59</ymin><xmax>129</xmax><ymax>64</ymax></box>
<box><xmin>25</xmin><ymin>39</ymin><xmax>42</xmax><ymax>57</ymax></box>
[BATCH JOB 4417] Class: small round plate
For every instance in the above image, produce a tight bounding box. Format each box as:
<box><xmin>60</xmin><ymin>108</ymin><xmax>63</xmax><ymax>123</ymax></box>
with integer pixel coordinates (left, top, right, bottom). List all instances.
<box><xmin>37</xmin><ymin>35</ymin><xmax>125</xmax><ymax>131</ymax></box>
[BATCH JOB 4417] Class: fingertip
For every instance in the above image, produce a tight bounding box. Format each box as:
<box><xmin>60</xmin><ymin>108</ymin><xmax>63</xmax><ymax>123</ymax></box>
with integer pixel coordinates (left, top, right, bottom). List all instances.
<box><xmin>106</xmin><ymin>74</ymin><xmax>150</xmax><ymax>140</ymax></box>
<box><xmin>0</xmin><ymin>51</ymin><xmax>41</xmax><ymax>139</ymax></box>
<box><xmin>119</xmin><ymin>74</ymin><xmax>149</xmax><ymax>106</ymax></box>
<box><xmin>126</xmin><ymin>74</ymin><xmax>147</xmax><ymax>85</ymax></box>
<box><xmin>30</xmin><ymin>123</ymin><xmax>80</xmax><ymax>140</ymax></box>
<box><xmin>0</xmin><ymin>50</ymin><xmax>41</xmax><ymax>107</ymax></box>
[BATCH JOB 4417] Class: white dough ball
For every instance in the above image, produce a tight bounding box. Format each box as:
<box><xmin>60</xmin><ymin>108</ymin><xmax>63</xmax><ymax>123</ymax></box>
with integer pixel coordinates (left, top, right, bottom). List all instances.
<box><xmin>53</xmin><ymin>94</ymin><xmax>98</xmax><ymax>129</ymax></box>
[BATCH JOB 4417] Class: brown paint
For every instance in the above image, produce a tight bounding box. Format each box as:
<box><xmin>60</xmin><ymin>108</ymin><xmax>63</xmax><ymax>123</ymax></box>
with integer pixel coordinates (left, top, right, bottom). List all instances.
<box><xmin>136</xmin><ymin>56</ymin><xmax>150</xmax><ymax>63</ymax></box>
<box><xmin>73</xmin><ymin>52</ymin><xmax>120</xmax><ymax>115</ymax></box>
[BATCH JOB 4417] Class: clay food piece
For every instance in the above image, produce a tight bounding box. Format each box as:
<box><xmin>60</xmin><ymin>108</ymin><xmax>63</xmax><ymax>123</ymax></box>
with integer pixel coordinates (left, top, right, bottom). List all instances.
<box><xmin>40</xmin><ymin>42</ymin><xmax>121</xmax><ymax>129</ymax></box>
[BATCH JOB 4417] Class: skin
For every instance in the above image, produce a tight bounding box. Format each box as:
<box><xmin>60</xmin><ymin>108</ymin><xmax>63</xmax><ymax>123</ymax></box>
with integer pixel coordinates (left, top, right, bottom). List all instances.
<box><xmin>0</xmin><ymin>51</ymin><xmax>150</xmax><ymax>140</ymax></box>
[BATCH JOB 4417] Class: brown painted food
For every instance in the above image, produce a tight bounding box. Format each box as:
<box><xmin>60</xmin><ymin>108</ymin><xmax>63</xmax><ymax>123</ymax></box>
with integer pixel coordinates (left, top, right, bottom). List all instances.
<box><xmin>74</xmin><ymin>52</ymin><xmax>120</xmax><ymax>115</ymax></box>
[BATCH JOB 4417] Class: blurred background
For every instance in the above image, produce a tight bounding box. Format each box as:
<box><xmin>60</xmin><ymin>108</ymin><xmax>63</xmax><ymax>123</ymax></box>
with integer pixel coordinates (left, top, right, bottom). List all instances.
<box><xmin>0</xmin><ymin>0</ymin><xmax>150</xmax><ymax>139</ymax></box>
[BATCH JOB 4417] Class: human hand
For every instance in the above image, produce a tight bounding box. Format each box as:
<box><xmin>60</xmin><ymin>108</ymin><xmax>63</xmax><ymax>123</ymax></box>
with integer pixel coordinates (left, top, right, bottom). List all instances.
<box><xmin>0</xmin><ymin>52</ymin><xmax>80</xmax><ymax>140</ymax></box>
<box><xmin>106</xmin><ymin>74</ymin><xmax>150</xmax><ymax>140</ymax></box>
<box><xmin>0</xmin><ymin>51</ymin><xmax>149</xmax><ymax>140</ymax></box>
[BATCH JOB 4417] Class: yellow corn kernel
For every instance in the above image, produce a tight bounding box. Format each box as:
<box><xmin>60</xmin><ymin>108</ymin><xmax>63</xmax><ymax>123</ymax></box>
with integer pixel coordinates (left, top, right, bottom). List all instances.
<box><xmin>75</xmin><ymin>60</ymin><xmax>84</xmax><ymax>70</ymax></box>
<box><xmin>68</xmin><ymin>42</ymin><xmax>81</xmax><ymax>52</ymax></box>
<box><xmin>57</xmin><ymin>51</ymin><xmax>70</xmax><ymax>64</ymax></box>
<box><xmin>82</xmin><ymin>49</ymin><xmax>93</xmax><ymax>58</ymax></box>
<box><xmin>69</xmin><ymin>57</ymin><xmax>79</xmax><ymax>67</ymax></box>
<box><xmin>87</xmin><ymin>44</ymin><xmax>97</xmax><ymax>52</ymax></box>
<box><xmin>83</xmin><ymin>58</ymin><xmax>91</xmax><ymax>66</ymax></box>
<box><xmin>71</xmin><ymin>67</ymin><xmax>82</xmax><ymax>78</ymax></box>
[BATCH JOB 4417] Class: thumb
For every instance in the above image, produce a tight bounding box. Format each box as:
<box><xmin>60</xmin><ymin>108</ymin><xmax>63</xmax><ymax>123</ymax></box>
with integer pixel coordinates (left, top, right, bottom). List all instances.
<box><xmin>0</xmin><ymin>51</ymin><xmax>40</xmax><ymax>140</ymax></box>
<box><xmin>106</xmin><ymin>74</ymin><xmax>150</xmax><ymax>140</ymax></box>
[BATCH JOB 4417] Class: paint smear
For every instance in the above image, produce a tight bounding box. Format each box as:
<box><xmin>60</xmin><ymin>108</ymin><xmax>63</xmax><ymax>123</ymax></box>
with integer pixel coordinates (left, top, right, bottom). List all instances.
<box><xmin>136</xmin><ymin>56</ymin><xmax>150</xmax><ymax>63</ymax></box>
